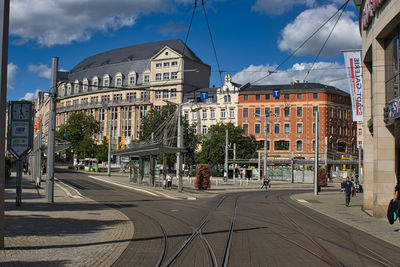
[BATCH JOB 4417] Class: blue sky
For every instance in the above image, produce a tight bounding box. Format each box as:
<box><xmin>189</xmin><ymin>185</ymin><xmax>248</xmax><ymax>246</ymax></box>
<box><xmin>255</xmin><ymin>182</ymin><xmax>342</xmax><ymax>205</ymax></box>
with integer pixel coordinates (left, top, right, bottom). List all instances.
<box><xmin>6</xmin><ymin>0</ymin><xmax>361</xmax><ymax>101</ymax></box>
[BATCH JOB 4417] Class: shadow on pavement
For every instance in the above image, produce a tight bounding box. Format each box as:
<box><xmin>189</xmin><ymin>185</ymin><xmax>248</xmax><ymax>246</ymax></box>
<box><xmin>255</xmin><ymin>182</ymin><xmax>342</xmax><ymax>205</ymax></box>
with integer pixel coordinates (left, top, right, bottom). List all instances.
<box><xmin>0</xmin><ymin>260</ymin><xmax>70</xmax><ymax>266</ymax></box>
<box><xmin>5</xmin><ymin>215</ymin><xmax>128</xmax><ymax>238</ymax></box>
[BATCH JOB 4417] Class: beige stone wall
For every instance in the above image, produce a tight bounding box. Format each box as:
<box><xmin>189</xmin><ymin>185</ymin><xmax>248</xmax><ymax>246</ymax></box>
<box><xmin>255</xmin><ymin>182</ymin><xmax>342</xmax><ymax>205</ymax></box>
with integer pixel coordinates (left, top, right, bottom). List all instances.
<box><xmin>360</xmin><ymin>0</ymin><xmax>400</xmax><ymax>216</ymax></box>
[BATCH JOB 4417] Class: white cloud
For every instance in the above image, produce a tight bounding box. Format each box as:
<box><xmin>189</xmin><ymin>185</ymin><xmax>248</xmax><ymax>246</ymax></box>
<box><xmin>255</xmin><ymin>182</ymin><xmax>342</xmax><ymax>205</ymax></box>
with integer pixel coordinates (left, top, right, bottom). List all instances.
<box><xmin>7</xmin><ymin>62</ymin><xmax>18</xmax><ymax>90</ymax></box>
<box><xmin>278</xmin><ymin>5</ymin><xmax>361</xmax><ymax>57</ymax></box>
<box><xmin>28</xmin><ymin>64</ymin><xmax>51</xmax><ymax>79</ymax></box>
<box><xmin>252</xmin><ymin>0</ymin><xmax>316</xmax><ymax>15</ymax></box>
<box><xmin>20</xmin><ymin>89</ymin><xmax>42</xmax><ymax>101</ymax></box>
<box><xmin>232</xmin><ymin>61</ymin><xmax>349</xmax><ymax>92</ymax></box>
<box><xmin>158</xmin><ymin>21</ymin><xmax>187</xmax><ymax>37</ymax></box>
<box><xmin>9</xmin><ymin>0</ymin><xmax>179</xmax><ymax>47</ymax></box>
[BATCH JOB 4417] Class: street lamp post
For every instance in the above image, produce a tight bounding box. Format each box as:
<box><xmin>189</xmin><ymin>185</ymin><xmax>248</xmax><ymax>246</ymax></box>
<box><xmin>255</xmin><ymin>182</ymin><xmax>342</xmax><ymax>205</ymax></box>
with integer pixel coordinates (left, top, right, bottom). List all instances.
<box><xmin>263</xmin><ymin>114</ymin><xmax>268</xmax><ymax>179</ymax></box>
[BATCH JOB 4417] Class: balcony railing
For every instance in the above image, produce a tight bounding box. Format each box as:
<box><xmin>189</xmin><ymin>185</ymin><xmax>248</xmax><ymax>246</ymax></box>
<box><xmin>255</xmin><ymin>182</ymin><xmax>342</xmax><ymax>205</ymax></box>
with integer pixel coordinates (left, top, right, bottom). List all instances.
<box><xmin>56</xmin><ymin>98</ymin><xmax>151</xmax><ymax>113</ymax></box>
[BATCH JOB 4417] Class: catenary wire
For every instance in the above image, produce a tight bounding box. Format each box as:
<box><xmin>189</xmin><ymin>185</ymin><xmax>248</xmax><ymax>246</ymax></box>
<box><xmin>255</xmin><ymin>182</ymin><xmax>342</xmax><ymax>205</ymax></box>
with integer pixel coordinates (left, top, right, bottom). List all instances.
<box><xmin>303</xmin><ymin>0</ymin><xmax>349</xmax><ymax>82</ymax></box>
<box><xmin>250</xmin><ymin>0</ymin><xmax>351</xmax><ymax>85</ymax></box>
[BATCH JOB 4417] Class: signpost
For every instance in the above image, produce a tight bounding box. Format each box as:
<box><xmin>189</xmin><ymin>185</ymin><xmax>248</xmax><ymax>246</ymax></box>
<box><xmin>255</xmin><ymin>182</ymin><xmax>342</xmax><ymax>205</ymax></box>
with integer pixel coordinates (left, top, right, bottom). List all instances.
<box><xmin>7</xmin><ymin>101</ymin><xmax>33</xmax><ymax>206</ymax></box>
<box><xmin>272</xmin><ymin>89</ymin><xmax>280</xmax><ymax>98</ymax></box>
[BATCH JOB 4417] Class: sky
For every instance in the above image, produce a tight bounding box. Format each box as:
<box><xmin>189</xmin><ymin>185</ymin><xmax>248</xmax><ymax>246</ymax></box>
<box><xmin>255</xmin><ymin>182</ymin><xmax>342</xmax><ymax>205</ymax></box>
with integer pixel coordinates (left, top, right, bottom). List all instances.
<box><xmin>6</xmin><ymin>0</ymin><xmax>361</xmax><ymax>101</ymax></box>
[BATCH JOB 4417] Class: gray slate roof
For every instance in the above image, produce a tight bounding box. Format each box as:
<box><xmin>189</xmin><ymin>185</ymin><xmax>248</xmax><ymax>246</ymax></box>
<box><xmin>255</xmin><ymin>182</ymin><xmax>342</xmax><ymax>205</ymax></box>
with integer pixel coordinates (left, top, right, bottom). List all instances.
<box><xmin>67</xmin><ymin>39</ymin><xmax>205</xmax><ymax>88</ymax></box>
<box><xmin>70</xmin><ymin>39</ymin><xmax>203</xmax><ymax>74</ymax></box>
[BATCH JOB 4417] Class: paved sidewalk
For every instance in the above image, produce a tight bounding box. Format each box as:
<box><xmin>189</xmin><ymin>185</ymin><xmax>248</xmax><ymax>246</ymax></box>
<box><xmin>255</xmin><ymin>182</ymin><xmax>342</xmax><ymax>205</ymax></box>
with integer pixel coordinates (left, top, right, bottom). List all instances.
<box><xmin>1</xmin><ymin>174</ymin><xmax>133</xmax><ymax>266</ymax></box>
<box><xmin>291</xmin><ymin>188</ymin><xmax>400</xmax><ymax>248</ymax></box>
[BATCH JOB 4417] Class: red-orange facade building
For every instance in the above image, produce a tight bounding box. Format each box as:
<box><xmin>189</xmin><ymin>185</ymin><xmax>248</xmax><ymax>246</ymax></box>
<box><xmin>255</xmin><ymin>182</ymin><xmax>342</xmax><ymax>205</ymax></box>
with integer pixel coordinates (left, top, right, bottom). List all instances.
<box><xmin>238</xmin><ymin>83</ymin><xmax>357</xmax><ymax>160</ymax></box>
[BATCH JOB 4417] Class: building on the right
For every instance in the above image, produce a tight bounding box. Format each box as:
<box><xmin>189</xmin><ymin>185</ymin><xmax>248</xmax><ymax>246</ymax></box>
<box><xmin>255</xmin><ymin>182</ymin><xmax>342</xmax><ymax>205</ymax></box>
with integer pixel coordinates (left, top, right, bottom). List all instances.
<box><xmin>354</xmin><ymin>0</ymin><xmax>400</xmax><ymax>217</ymax></box>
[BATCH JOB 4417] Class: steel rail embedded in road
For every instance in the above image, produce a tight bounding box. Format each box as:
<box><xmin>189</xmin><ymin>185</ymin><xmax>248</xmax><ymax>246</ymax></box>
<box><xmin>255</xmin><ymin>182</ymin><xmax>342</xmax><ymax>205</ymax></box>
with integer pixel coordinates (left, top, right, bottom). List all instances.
<box><xmin>163</xmin><ymin>196</ymin><xmax>226</xmax><ymax>266</ymax></box>
<box><xmin>277</xmin><ymin>193</ymin><xmax>396</xmax><ymax>267</ymax></box>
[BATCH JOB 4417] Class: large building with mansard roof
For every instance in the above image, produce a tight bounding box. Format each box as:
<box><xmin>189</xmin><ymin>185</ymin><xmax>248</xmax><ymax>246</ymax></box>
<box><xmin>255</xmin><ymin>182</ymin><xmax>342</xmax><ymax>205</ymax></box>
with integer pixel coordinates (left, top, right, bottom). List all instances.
<box><xmin>54</xmin><ymin>39</ymin><xmax>210</xmax><ymax>147</ymax></box>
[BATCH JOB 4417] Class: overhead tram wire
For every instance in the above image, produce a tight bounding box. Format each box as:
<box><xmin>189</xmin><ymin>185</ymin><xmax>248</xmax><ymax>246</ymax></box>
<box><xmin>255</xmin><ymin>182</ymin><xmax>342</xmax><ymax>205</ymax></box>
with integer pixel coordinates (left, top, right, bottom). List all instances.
<box><xmin>303</xmin><ymin>0</ymin><xmax>349</xmax><ymax>82</ymax></box>
<box><xmin>249</xmin><ymin>0</ymin><xmax>351</xmax><ymax>85</ymax></box>
<box><xmin>201</xmin><ymin>0</ymin><xmax>223</xmax><ymax>85</ymax></box>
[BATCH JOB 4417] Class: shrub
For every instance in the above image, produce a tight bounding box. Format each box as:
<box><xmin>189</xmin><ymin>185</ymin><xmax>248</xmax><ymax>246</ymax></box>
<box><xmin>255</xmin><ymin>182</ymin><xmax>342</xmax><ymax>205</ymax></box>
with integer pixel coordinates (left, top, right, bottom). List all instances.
<box><xmin>195</xmin><ymin>164</ymin><xmax>211</xmax><ymax>190</ymax></box>
<box><xmin>318</xmin><ymin>168</ymin><xmax>328</xmax><ymax>187</ymax></box>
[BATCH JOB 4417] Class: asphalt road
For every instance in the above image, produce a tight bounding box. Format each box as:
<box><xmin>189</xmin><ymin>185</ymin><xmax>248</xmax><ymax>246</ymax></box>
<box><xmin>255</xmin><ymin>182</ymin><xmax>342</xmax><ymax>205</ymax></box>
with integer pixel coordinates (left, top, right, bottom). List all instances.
<box><xmin>56</xmin><ymin>170</ymin><xmax>400</xmax><ymax>267</ymax></box>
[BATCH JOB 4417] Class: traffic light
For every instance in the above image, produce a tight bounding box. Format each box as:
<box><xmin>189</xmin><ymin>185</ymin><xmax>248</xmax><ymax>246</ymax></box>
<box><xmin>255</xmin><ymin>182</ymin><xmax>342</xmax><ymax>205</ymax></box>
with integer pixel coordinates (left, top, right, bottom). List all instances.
<box><xmin>383</xmin><ymin>106</ymin><xmax>389</xmax><ymax>124</ymax></box>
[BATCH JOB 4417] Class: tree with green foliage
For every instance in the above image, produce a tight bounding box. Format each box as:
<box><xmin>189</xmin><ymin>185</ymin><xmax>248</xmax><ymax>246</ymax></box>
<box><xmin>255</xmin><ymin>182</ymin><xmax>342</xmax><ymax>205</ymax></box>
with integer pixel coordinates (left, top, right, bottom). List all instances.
<box><xmin>96</xmin><ymin>137</ymin><xmax>109</xmax><ymax>162</ymax></box>
<box><xmin>56</xmin><ymin>111</ymin><xmax>99</xmax><ymax>160</ymax></box>
<box><xmin>139</xmin><ymin>104</ymin><xmax>201</xmax><ymax>169</ymax></box>
<box><xmin>196</xmin><ymin>122</ymin><xmax>257</xmax><ymax>166</ymax></box>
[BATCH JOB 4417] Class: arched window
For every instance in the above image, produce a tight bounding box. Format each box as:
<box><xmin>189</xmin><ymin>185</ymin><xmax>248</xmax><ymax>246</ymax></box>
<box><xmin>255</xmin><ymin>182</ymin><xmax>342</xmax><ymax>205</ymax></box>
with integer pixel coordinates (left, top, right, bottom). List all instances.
<box><xmin>82</xmin><ymin>78</ymin><xmax>89</xmax><ymax>92</ymax></box>
<box><xmin>103</xmin><ymin>74</ymin><xmax>110</xmax><ymax>88</ymax></box>
<box><xmin>67</xmin><ymin>83</ymin><xmax>72</xmax><ymax>95</ymax></box>
<box><xmin>115</xmin><ymin>72</ymin><xmax>123</xmax><ymax>87</ymax></box>
<box><xmin>59</xmin><ymin>83</ymin><xmax>66</xmax><ymax>97</ymax></box>
<box><xmin>74</xmin><ymin>80</ymin><xmax>80</xmax><ymax>94</ymax></box>
<box><xmin>92</xmin><ymin>76</ymin><xmax>99</xmax><ymax>90</ymax></box>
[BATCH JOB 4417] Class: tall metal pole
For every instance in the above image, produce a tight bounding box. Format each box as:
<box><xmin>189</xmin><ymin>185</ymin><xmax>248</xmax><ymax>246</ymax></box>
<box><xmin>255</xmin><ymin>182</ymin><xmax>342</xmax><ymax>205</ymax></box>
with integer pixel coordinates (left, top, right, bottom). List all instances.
<box><xmin>177</xmin><ymin>105</ymin><xmax>182</xmax><ymax>192</ymax></box>
<box><xmin>225</xmin><ymin>129</ymin><xmax>228</xmax><ymax>181</ymax></box>
<box><xmin>263</xmin><ymin>115</ymin><xmax>268</xmax><ymax>178</ymax></box>
<box><xmin>358</xmin><ymin>144</ymin><xmax>362</xmax><ymax>184</ymax></box>
<box><xmin>314</xmin><ymin>111</ymin><xmax>319</xmax><ymax>195</ymax></box>
<box><xmin>233</xmin><ymin>143</ymin><xmax>236</xmax><ymax>183</ymax></box>
<box><xmin>107</xmin><ymin>108</ymin><xmax>112</xmax><ymax>176</ymax></box>
<box><xmin>0</xmin><ymin>0</ymin><xmax>10</xmax><ymax>249</ymax></box>
<box><xmin>46</xmin><ymin>57</ymin><xmax>58</xmax><ymax>203</ymax></box>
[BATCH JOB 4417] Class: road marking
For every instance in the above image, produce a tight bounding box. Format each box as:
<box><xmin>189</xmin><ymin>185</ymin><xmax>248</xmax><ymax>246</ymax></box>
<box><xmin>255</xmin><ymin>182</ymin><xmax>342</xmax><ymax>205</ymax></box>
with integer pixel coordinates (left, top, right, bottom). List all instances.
<box><xmin>54</xmin><ymin>178</ymin><xmax>83</xmax><ymax>199</ymax></box>
<box><xmin>297</xmin><ymin>199</ymin><xmax>309</xmax><ymax>203</ymax></box>
<box><xmin>156</xmin><ymin>191</ymin><xmax>179</xmax><ymax>200</ymax></box>
<box><xmin>88</xmin><ymin>175</ymin><xmax>160</xmax><ymax>197</ymax></box>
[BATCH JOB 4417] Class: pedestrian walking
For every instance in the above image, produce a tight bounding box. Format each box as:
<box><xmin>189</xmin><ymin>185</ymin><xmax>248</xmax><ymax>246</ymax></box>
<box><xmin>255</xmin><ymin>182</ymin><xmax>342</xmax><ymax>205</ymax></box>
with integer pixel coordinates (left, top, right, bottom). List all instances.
<box><xmin>223</xmin><ymin>171</ymin><xmax>228</xmax><ymax>182</ymax></box>
<box><xmin>166</xmin><ymin>173</ymin><xmax>172</xmax><ymax>189</ymax></box>
<box><xmin>343</xmin><ymin>177</ymin><xmax>354</xmax><ymax>207</ymax></box>
<box><xmin>261</xmin><ymin>176</ymin><xmax>268</xmax><ymax>189</ymax></box>
<box><xmin>393</xmin><ymin>183</ymin><xmax>400</xmax><ymax>213</ymax></box>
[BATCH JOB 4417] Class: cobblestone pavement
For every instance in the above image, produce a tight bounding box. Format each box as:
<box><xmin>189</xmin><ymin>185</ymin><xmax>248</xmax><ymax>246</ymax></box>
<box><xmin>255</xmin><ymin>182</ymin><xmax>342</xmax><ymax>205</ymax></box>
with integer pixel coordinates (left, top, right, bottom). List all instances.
<box><xmin>1</xmin><ymin>174</ymin><xmax>133</xmax><ymax>266</ymax></box>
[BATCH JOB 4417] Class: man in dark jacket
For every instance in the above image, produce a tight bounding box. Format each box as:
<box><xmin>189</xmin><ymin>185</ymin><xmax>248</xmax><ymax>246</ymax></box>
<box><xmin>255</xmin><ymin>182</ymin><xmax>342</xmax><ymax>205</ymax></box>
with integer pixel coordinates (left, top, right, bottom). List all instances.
<box><xmin>343</xmin><ymin>177</ymin><xmax>354</xmax><ymax>207</ymax></box>
<box><xmin>394</xmin><ymin>183</ymin><xmax>400</xmax><ymax>212</ymax></box>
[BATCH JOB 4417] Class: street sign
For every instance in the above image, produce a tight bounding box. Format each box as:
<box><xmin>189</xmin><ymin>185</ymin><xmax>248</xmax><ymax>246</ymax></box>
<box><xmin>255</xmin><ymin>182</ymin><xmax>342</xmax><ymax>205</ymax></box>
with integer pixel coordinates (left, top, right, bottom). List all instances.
<box><xmin>200</xmin><ymin>92</ymin><xmax>208</xmax><ymax>100</ymax></box>
<box><xmin>7</xmin><ymin>101</ymin><xmax>33</xmax><ymax>159</ymax></box>
<box><xmin>272</xmin><ymin>89</ymin><xmax>280</xmax><ymax>98</ymax></box>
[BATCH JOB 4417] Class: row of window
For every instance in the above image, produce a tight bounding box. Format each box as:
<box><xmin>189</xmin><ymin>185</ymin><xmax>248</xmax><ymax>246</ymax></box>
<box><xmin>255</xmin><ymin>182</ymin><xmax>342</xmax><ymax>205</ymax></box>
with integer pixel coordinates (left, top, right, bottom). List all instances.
<box><xmin>155</xmin><ymin>89</ymin><xmax>177</xmax><ymax>99</ymax></box>
<box><xmin>61</xmin><ymin>72</ymin><xmax>151</xmax><ymax>96</ymax></box>
<box><xmin>243</xmin><ymin>93</ymin><xmax>319</xmax><ymax>101</ymax></box>
<box><xmin>243</xmin><ymin>106</ymin><xmax>318</xmax><ymax>118</ymax></box>
<box><xmin>184</xmin><ymin>108</ymin><xmax>235</xmax><ymax>120</ymax></box>
<box><xmin>155</xmin><ymin>61</ymin><xmax>178</xmax><ymax>68</ymax></box>
<box><xmin>242</xmin><ymin>93</ymin><xmax>347</xmax><ymax>102</ymax></box>
<box><xmin>244</xmin><ymin>122</ymin><xmax>352</xmax><ymax>136</ymax></box>
<box><xmin>243</xmin><ymin>106</ymin><xmax>349</xmax><ymax>119</ymax></box>
<box><xmin>155</xmin><ymin>72</ymin><xmax>178</xmax><ymax>81</ymax></box>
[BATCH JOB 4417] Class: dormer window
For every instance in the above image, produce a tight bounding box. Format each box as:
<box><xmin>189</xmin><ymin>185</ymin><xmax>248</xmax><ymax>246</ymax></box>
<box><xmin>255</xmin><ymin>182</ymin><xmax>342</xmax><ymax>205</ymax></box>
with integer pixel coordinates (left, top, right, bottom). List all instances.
<box><xmin>144</xmin><ymin>75</ymin><xmax>149</xmax><ymax>83</ymax></box>
<box><xmin>74</xmin><ymin>80</ymin><xmax>80</xmax><ymax>94</ymax></box>
<box><xmin>115</xmin><ymin>73</ymin><xmax>123</xmax><ymax>87</ymax></box>
<box><xmin>82</xmin><ymin>78</ymin><xmax>89</xmax><ymax>92</ymax></box>
<box><xmin>92</xmin><ymin>76</ymin><xmax>99</xmax><ymax>90</ymax></box>
<box><xmin>128</xmin><ymin>71</ymin><xmax>136</xmax><ymax>85</ymax></box>
<box><xmin>60</xmin><ymin>84</ymin><xmax>66</xmax><ymax>97</ymax></box>
<box><xmin>103</xmin><ymin>74</ymin><xmax>110</xmax><ymax>87</ymax></box>
<box><xmin>67</xmin><ymin>83</ymin><xmax>72</xmax><ymax>95</ymax></box>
